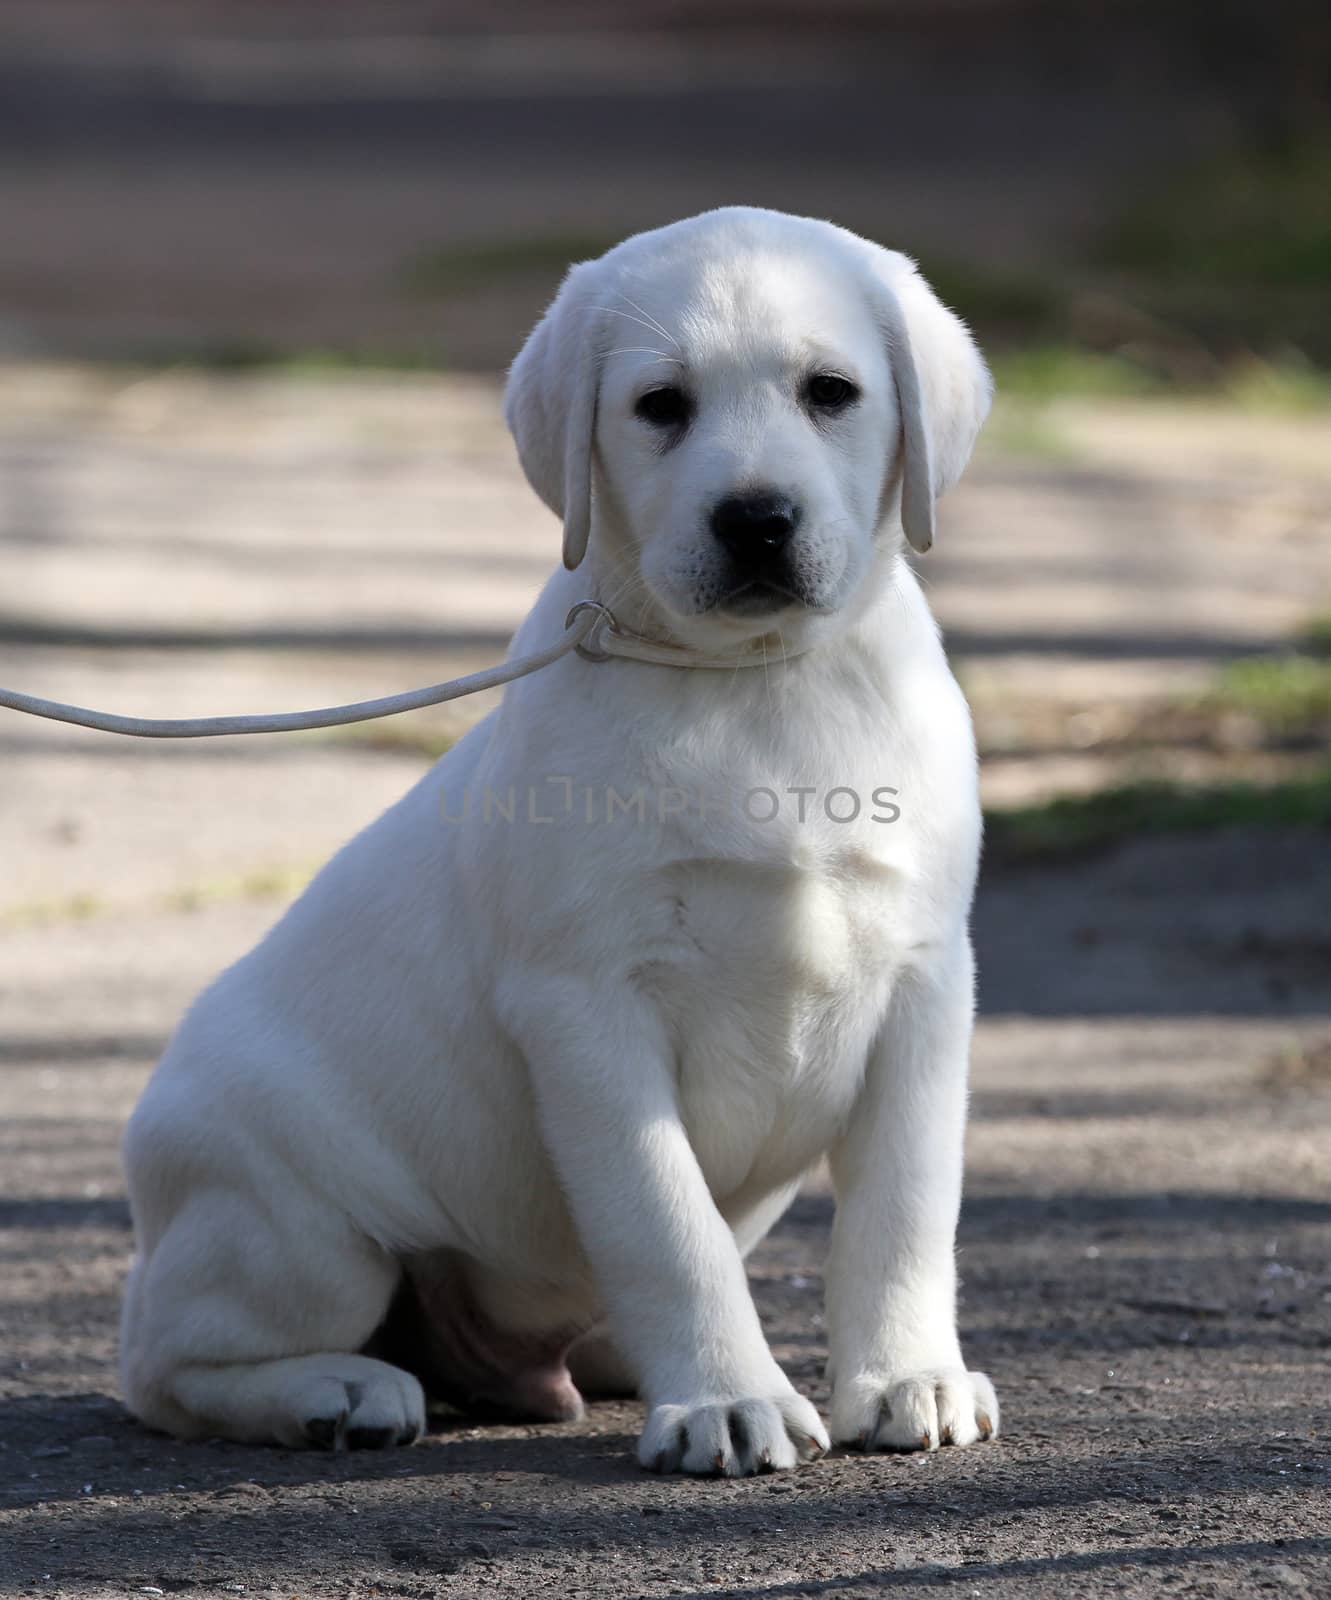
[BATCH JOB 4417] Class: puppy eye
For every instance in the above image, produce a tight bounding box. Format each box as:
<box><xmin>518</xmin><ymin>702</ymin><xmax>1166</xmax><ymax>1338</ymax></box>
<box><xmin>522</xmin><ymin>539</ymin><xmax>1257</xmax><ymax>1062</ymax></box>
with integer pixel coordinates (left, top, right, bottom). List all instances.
<box><xmin>805</xmin><ymin>373</ymin><xmax>859</xmax><ymax>411</ymax></box>
<box><xmin>635</xmin><ymin>386</ymin><xmax>691</xmax><ymax>427</ymax></box>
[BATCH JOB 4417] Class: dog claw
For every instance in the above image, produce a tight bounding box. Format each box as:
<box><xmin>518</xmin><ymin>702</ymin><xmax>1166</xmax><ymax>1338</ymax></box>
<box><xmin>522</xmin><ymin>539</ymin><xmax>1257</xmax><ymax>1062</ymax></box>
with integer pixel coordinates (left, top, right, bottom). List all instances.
<box><xmin>303</xmin><ymin>1412</ymin><xmax>346</xmax><ymax>1451</ymax></box>
<box><xmin>977</xmin><ymin>1413</ymin><xmax>993</xmax><ymax>1441</ymax></box>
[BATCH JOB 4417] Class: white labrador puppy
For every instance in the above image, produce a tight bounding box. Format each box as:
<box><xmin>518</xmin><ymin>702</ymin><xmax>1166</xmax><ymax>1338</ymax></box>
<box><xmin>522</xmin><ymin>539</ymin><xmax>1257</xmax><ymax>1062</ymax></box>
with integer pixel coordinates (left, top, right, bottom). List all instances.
<box><xmin>120</xmin><ymin>206</ymin><xmax>998</xmax><ymax>1475</ymax></box>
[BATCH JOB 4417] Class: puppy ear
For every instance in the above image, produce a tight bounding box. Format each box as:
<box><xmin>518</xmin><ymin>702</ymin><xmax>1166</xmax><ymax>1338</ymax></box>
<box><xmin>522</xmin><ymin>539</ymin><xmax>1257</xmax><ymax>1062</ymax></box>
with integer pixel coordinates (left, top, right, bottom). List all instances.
<box><xmin>866</xmin><ymin>251</ymin><xmax>992</xmax><ymax>554</ymax></box>
<box><xmin>504</xmin><ymin>260</ymin><xmax>604</xmax><ymax>571</ymax></box>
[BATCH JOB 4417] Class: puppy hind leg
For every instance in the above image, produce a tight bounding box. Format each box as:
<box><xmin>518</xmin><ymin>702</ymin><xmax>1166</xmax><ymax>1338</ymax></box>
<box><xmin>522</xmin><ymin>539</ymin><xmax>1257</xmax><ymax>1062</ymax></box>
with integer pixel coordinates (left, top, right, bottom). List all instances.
<box><xmin>173</xmin><ymin>1352</ymin><xmax>425</xmax><ymax>1450</ymax></box>
<box><xmin>122</xmin><ymin>1194</ymin><xmax>423</xmax><ymax>1450</ymax></box>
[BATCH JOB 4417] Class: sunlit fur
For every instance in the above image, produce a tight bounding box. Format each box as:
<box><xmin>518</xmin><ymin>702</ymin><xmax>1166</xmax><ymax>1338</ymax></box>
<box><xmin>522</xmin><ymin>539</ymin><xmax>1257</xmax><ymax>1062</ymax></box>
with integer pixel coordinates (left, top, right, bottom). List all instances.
<box><xmin>121</xmin><ymin>207</ymin><xmax>998</xmax><ymax>1474</ymax></box>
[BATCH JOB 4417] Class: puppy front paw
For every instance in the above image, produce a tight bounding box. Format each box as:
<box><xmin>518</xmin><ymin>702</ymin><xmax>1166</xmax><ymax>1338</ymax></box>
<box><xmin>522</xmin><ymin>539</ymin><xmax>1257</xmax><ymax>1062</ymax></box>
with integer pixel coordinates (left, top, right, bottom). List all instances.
<box><xmin>639</xmin><ymin>1390</ymin><xmax>829</xmax><ymax>1477</ymax></box>
<box><xmin>832</xmin><ymin>1368</ymin><xmax>998</xmax><ymax>1453</ymax></box>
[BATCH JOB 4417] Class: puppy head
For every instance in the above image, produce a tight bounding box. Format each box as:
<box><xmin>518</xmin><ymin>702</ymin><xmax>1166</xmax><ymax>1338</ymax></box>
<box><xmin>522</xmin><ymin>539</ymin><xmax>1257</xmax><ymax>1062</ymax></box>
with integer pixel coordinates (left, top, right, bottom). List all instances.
<box><xmin>505</xmin><ymin>207</ymin><xmax>991</xmax><ymax>647</ymax></box>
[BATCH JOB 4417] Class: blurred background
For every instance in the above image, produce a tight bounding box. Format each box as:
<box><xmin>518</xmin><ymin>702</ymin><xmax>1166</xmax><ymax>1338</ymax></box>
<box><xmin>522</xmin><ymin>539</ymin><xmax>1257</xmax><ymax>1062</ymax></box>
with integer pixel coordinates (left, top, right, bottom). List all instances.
<box><xmin>4</xmin><ymin>0</ymin><xmax>1329</xmax><ymax>953</ymax></box>
<box><xmin>2</xmin><ymin>7</ymin><xmax>1330</xmax><ymax>1585</ymax></box>
<box><xmin>2</xmin><ymin>0</ymin><xmax>1330</xmax><ymax>374</ymax></box>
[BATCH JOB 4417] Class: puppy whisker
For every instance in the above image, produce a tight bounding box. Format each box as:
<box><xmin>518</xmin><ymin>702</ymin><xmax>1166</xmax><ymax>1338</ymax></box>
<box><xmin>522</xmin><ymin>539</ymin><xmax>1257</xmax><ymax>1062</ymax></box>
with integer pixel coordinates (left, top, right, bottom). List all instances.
<box><xmin>614</xmin><ymin>291</ymin><xmax>681</xmax><ymax>351</ymax></box>
<box><xmin>603</xmin><ymin>349</ymin><xmax>684</xmax><ymax>364</ymax></box>
<box><xmin>591</xmin><ymin>307</ymin><xmax>682</xmax><ymax>346</ymax></box>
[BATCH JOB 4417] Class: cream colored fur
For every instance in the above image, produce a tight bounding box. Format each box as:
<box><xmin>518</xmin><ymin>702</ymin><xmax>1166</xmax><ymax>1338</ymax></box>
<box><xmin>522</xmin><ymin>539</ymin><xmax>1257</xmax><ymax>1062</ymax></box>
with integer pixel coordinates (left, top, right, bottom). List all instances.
<box><xmin>121</xmin><ymin>207</ymin><xmax>998</xmax><ymax>1474</ymax></box>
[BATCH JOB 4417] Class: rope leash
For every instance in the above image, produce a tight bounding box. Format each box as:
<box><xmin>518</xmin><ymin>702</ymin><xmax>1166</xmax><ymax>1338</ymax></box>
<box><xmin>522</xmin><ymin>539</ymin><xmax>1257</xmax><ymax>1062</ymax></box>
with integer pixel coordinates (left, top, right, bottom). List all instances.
<box><xmin>0</xmin><ymin>600</ymin><xmax>801</xmax><ymax>740</ymax></box>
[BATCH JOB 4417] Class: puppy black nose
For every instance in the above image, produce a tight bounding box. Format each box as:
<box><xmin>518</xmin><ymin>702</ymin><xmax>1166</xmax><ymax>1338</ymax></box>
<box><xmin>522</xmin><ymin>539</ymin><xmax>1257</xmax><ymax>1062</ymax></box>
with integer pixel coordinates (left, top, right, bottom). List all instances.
<box><xmin>709</xmin><ymin>492</ymin><xmax>801</xmax><ymax>555</ymax></box>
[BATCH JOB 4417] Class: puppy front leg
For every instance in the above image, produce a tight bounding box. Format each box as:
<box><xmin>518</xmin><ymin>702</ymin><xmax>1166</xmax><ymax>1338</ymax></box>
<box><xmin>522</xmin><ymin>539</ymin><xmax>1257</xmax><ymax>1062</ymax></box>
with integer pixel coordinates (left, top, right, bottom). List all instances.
<box><xmin>825</xmin><ymin>938</ymin><xmax>999</xmax><ymax>1453</ymax></box>
<box><xmin>501</xmin><ymin>976</ymin><xmax>827</xmax><ymax>1476</ymax></box>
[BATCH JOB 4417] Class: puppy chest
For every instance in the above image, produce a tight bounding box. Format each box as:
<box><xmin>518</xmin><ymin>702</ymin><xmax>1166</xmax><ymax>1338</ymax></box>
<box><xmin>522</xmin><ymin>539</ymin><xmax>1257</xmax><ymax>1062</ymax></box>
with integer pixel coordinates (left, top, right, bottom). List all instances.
<box><xmin>635</xmin><ymin>861</ymin><xmax>902</xmax><ymax>1192</ymax></box>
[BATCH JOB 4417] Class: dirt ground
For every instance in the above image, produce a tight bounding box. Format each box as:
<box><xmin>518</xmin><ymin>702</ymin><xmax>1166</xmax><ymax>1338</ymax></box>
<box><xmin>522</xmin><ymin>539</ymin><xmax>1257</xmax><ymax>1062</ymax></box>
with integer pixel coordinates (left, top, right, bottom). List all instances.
<box><xmin>1</xmin><ymin>372</ymin><xmax>1330</xmax><ymax>1597</ymax></box>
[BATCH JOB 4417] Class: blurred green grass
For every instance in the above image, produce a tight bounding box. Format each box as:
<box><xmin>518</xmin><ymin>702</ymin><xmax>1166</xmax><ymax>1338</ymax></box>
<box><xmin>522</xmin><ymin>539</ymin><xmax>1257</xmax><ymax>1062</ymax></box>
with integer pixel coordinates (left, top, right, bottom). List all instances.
<box><xmin>946</xmin><ymin>142</ymin><xmax>1331</xmax><ymax>399</ymax></box>
<box><xmin>132</xmin><ymin>340</ymin><xmax>451</xmax><ymax>374</ymax></box>
<box><xmin>1303</xmin><ymin>614</ymin><xmax>1331</xmax><ymax>655</ymax></box>
<box><xmin>988</xmin><ymin>603</ymin><xmax>1331</xmax><ymax>861</ymax></box>
<box><xmin>1192</xmin><ymin>605</ymin><xmax>1331</xmax><ymax>740</ymax></box>
<box><xmin>987</xmin><ymin>347</ymin><xmax>1331</xmax><ymax>409</ymax></box>
<box><xmin>984</xmin><ymin>763</ymin><xmax>1331</xmax><ymax>865</ymax></box>
<box><xmin>1097</xmin><ymin>143</ymin><xmax>1331</xmax><ymax>289</ymax></box>
<box><xmin>400</xmin><ymin>232</ymin><xmax>617</xmax><ymax>297</ymax></box>
<box><xmin>1206</xmin><ymin>656</ymin><xmax>1331</xmax><ymax>737</ymax></box>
